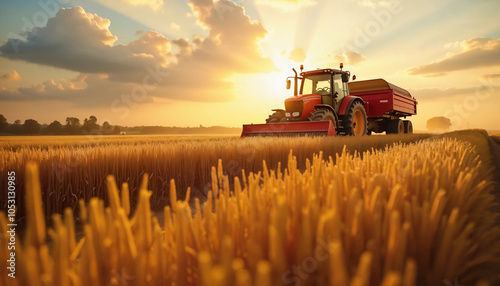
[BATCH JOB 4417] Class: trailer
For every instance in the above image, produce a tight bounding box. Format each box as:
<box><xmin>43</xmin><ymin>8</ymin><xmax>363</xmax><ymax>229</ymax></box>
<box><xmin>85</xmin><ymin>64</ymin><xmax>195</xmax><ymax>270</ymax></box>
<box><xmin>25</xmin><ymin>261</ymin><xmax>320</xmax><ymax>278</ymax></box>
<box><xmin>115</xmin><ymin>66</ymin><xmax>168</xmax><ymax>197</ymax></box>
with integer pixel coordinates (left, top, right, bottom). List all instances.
<box><xmin>348</xmin><ymin>79</ymin><xmax>417</xmax><ymax>134</ymax></box>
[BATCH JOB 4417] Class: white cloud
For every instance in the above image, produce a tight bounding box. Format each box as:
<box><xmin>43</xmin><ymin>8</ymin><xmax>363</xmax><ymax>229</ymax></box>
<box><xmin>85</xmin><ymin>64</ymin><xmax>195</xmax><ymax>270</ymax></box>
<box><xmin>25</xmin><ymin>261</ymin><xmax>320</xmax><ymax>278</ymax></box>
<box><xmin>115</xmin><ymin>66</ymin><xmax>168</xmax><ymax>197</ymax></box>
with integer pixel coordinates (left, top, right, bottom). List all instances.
<box><xmin>0</xmin><ymin>3</ymin><xmax>276</xmax><ymax>104</ymax></box>
<box><xmin>121</xmin><ymin>0</ymin><xmax>164</xmax><ymax>11</ymax></box>
<box><xmin>0</xmin><ymin>7</ymin><xmax>153</xmax><ymax>80</ymax></box>
<box><xmin>408</xmin><ymin>37</ymin><xmax>500</xmax><ymax>76</ymax></box>
<box><xmin>332</xmin><ymin>51</ymin><xmax>366</xmax><ymax>65</ymax></box>
<box><xmin>288</xmin><ymin>48</ymin><xmax>306</xmax><ymax>62</ymax></box>
<box><xmin>170</xmin><ymin>22</ymin><xmax>181</xmax><ymax>30</ymax></box>
<box><xmin>357</xmin><ymin>0</ymin><xmax>396</xmax><ymax>8</ymax></box>
<box><xmin>256</xmin><ymin>0</ymin><xmax>316</xmax><ymax>10</ymax></box>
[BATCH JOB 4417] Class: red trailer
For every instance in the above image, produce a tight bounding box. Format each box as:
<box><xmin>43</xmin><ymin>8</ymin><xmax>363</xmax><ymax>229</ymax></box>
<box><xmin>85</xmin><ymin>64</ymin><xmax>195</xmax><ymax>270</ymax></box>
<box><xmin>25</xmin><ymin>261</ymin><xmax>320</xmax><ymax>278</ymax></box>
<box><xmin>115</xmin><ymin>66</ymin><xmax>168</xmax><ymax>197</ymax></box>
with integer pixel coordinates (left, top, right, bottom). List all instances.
<box><xmin>348</xmin><ymin>79</ymin><xmax>417</xmax><ymax>134</ymax></box>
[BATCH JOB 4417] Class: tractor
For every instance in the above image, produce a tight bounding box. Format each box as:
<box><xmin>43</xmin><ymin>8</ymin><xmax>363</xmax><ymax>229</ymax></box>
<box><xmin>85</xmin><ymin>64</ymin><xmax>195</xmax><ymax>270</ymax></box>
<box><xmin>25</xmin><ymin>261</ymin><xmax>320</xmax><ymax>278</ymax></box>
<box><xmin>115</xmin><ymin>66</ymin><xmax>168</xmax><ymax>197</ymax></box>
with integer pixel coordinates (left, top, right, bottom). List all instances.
<box><xmin>241</xmin><ymin>64</ymin><xmax>417</xmax><ymax>137</ymax></box>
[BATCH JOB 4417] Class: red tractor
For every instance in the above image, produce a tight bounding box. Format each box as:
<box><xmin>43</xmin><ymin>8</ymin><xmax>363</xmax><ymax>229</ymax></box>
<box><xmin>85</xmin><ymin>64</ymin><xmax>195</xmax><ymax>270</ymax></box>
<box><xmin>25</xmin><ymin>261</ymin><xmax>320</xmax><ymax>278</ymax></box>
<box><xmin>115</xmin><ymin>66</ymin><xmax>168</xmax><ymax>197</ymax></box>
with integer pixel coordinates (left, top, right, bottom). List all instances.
<box><xmin>241</xmin><ymin>64</ymin><xmax>417</xmax><ymax>137</ymax></box>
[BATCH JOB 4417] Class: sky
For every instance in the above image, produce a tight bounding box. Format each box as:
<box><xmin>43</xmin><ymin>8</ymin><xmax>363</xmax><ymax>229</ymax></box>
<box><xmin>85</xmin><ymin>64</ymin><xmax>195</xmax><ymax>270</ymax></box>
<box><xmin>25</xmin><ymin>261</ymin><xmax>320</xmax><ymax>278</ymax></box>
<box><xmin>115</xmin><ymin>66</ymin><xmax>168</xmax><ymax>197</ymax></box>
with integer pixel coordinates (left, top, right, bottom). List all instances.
<box><xmin>0</xmin><ymin>0</ymin><xmax>499</xmax><ymax>130</ymax></box>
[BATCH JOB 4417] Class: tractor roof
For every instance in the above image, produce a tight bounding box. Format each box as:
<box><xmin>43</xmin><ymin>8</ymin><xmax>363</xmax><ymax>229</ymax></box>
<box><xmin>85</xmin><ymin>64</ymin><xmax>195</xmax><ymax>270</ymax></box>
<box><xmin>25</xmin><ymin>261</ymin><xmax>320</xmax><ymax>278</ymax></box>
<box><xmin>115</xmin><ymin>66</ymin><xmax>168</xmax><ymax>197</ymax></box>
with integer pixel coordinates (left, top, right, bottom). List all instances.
<box><xmin>300</xmin><ymin>68</ymin><xmax>345</xmax><ymax>76</ymax></box>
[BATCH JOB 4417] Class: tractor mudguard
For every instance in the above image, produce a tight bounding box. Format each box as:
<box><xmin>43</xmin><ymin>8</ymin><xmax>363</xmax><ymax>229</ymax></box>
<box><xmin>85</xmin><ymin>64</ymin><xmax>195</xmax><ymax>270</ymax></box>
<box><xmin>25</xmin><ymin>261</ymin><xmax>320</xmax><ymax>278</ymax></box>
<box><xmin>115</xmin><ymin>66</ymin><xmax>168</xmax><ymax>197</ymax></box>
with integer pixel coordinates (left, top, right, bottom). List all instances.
<box><xmin>338</xmin><ymin>96</ymin><xmax>365</xmax><ymax>116</ymax></box>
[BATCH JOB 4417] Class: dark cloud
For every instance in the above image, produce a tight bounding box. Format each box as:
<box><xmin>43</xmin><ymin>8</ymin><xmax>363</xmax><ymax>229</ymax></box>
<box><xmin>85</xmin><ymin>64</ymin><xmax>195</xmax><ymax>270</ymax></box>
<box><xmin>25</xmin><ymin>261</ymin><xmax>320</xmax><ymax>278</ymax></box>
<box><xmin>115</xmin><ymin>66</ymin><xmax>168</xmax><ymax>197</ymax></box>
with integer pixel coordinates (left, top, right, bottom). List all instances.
<box><xmin>407</xmin><ymin>37</ymin><xmax>500</xmax><ymax>76</ymax></box>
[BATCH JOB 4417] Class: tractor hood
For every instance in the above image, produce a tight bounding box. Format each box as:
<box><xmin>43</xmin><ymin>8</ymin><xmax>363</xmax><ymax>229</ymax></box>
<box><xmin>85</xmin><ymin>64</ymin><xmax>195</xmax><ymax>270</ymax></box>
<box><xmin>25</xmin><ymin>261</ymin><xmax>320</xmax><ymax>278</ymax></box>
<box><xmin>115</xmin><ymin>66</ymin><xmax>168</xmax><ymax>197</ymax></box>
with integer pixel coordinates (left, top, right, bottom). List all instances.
<box><xmin>284</xmin><ymin>93</ymin><xmax>321</xmax><ymax>120</ymax></box>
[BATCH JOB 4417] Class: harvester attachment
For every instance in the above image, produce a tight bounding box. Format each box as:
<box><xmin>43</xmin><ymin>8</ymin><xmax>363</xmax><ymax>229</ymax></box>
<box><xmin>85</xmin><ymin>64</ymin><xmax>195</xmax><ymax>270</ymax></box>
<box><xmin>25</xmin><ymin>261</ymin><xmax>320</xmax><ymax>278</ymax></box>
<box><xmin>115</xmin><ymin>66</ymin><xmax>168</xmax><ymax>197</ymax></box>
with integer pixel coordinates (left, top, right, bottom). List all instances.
<box><xmin>241</xmin><ymin>121</ymin><xmax>336</xmax><ymax>137</ymax></box>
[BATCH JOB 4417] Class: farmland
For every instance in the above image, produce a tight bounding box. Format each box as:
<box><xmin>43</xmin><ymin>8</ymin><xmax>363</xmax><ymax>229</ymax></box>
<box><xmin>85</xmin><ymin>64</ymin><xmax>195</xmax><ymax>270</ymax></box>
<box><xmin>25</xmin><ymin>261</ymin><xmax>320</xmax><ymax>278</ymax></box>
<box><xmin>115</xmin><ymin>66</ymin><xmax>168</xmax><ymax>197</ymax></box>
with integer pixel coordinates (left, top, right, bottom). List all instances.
<box><xmin>1</xmin><ymin>130</ymin><xmax>500</xmax><ymax>286</ymax></box>
<box><xmin>1</xmin><ymin>133</ymin><xmax>433</xmax><ymax>220</ymax></box>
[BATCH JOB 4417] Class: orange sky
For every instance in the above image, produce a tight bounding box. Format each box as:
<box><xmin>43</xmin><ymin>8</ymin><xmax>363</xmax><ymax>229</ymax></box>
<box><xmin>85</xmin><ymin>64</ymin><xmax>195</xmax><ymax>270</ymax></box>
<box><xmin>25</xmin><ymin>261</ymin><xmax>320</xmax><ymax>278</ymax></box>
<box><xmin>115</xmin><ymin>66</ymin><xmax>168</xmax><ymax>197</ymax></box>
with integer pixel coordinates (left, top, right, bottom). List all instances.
<box><xmin>0</xmin><ymin>0</ymin><xmax>499</xmax><ymax>130</ymax></box>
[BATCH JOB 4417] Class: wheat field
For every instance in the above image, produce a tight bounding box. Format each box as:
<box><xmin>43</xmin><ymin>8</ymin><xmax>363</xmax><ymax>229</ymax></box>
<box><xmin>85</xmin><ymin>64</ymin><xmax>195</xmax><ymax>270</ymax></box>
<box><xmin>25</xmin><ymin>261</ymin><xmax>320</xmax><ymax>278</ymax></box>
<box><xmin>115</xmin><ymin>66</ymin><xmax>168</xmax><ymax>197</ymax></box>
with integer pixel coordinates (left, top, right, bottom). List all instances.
<box><xmin>0</xmin><ymin>133</ymin><xmax>432</xmax><ymax>221</ymax></box>
<box><xmin>1</xmin><ymin>136</ymin><xmax>499</xmax><ymax>286</ymax></box>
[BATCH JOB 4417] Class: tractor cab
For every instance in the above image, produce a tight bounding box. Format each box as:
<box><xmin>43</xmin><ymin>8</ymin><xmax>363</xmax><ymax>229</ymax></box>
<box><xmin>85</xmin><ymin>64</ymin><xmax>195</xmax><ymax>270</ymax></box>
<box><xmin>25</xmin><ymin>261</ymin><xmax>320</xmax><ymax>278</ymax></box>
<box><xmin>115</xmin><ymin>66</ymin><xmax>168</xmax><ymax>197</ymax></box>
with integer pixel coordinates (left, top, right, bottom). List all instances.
<box><xmin>280</xmin><ymin>64</ymin><xmax>352</xmax><ymax>122</ymax></box>
<box><xmin>297</xmin><ymin>67</ymin><xmax>351</xmax><ymax>112</ymax></box>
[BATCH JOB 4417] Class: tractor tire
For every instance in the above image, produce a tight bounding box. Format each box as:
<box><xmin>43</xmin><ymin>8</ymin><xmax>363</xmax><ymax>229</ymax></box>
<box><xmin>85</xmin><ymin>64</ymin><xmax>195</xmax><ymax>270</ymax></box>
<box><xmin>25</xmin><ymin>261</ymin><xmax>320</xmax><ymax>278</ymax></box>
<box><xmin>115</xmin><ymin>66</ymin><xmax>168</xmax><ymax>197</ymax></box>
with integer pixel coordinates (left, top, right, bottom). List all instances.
<box><xmin>342</xmin><ymin>101</ymin><xmax>367</xmax><ymax>136</ymax></box>
<box><xmin>403</xmin><ymin>120</ymin><xmax>413</xmax><ymax>134</ymax></box>
<box><xmin>387</xmin><ymin>119</ymin><xmax>404</xmax><ymax>134</ymax></box>
<box><xmin>266</xmin><ymin>110</ymin><xmax>285</xmax><ymax>123</ymax></box>
<box><xmin>309</xmin><ymin>109</ymin><xmax>336</xmax><ymax>126</ymax></box>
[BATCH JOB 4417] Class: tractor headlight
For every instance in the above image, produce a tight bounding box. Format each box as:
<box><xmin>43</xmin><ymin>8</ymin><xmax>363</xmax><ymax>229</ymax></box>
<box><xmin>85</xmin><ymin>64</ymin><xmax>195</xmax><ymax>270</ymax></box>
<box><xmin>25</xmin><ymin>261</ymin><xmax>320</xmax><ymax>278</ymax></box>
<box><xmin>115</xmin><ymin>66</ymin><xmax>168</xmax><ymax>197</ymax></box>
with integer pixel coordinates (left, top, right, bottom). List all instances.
<box><xmin>292</xmin><ymin>112</ymin><xmax>300</xmax><ymax>117</ymax></box>
<box><xmin>285</xmin><ymin>113</ymin><xmax>291</xmax><ymax>117</ymax></box>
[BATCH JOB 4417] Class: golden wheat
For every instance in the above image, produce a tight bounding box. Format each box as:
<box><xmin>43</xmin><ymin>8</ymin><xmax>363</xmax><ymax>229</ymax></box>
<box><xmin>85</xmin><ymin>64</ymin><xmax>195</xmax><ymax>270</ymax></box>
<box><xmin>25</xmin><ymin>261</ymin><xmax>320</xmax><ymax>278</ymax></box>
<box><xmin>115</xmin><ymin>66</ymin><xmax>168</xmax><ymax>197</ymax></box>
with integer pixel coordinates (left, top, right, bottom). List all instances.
<box><xmin>2</xmin><ymin>137</ymin><xmax>499</xmax><ymax>286</ymax></box>
<box><xmin>0</xmin><ymin>133</ymin><xmax>431</xmax><ymax>220</ymax></box>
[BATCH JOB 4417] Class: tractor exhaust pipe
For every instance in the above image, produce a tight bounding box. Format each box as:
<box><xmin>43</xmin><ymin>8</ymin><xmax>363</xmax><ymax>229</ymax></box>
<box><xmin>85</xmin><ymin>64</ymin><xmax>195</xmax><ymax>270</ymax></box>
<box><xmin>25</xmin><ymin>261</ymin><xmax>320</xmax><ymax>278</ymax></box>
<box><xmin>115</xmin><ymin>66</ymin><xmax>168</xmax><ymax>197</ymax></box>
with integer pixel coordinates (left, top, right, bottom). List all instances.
<box><xmin>292</xmin><ymin>68</ymin><xmax>298</xmax><ymax>96</ymax></box>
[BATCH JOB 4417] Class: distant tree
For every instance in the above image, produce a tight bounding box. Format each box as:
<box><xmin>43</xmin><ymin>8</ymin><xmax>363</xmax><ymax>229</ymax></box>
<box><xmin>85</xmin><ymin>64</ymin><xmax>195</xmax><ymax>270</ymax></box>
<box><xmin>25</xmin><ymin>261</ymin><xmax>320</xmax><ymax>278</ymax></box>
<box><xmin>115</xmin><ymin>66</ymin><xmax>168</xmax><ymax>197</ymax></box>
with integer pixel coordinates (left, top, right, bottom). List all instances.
<box><xmin>83</xmin><ymin>115</ymin><xmax>99</xmax><ymax>133</ymax></box>
<box><xmin>426</xmin><ymin>116</ymin><xmax>452</xmax><ymax>132</ymax></box>
<box><xmin>102</xmin><ymin>121</ymin><xmax>113</xmax><ymax>134</ymax></box>
<box><xmin>23</xmin><ymin>119</ymin><xmax>41</xmax><ymax>135</ymax></box>
<box><xmin>65</xmin><ymin>117</ymin><xmax>81</xmax><ymax>134</ymax></box>
<box><xmin>113</xmin><ymin>125</ymin><xmax>121</xmax><ymax>134</ymax></box>
<box><xmin>0</xmin><ymin>114</ymin><xmax>8</xmax><ymax>132</ymax></box>
<box><xmin>47</xmin><ymin>120</ymin><xmax>64</xmax><ymax>135</ymax></box>
<box><xmin>8</xmin><ymin>119</ymin><xmax>23</xmax><ymax>134</ymax></box>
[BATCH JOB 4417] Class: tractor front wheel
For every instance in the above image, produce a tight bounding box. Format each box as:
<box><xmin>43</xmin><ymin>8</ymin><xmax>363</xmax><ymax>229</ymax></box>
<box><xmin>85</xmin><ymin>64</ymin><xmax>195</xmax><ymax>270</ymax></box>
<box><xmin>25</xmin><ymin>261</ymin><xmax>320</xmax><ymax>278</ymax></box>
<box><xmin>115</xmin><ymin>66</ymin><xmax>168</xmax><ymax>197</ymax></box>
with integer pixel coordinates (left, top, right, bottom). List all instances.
<box><xmin>309</xmin><ymin>109</ymin><xmax>336</xmax><ymax>126</ymax></box>
<box><xmin>266</xmin><ymin>110</ymin><xmax>285</xmax><ymax>123</ymax></box>
<box><xmin>342</xmin><ymin>101</ymin><xmax>367</xmax><ymax>136</ymax></box>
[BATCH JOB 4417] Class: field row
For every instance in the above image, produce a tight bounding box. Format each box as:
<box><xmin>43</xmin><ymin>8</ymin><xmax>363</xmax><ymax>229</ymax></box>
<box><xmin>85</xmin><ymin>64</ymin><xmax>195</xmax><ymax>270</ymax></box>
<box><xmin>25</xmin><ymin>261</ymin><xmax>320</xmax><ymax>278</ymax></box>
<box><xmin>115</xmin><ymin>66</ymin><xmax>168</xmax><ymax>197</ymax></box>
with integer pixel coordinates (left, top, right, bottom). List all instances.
<box><xmin>2</xmin><ymin>137</ymin><xmax>499</xmax><ymax>286</ymax></box>
<box><xmin>1</xmin><ymin>134</ymin><xmax>433</xmax><ymax>221</ymax></box>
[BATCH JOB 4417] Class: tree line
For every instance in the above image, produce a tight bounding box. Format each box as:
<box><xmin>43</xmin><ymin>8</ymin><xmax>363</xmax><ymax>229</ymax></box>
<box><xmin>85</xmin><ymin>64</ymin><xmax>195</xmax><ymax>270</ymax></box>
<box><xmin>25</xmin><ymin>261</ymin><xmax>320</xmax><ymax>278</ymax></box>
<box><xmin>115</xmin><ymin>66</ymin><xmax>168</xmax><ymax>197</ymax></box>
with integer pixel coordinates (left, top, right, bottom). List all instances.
<box><xmin>0</xmin><ymin>114</ymin><xmax>121</xmax><ymax>135</ymax></box>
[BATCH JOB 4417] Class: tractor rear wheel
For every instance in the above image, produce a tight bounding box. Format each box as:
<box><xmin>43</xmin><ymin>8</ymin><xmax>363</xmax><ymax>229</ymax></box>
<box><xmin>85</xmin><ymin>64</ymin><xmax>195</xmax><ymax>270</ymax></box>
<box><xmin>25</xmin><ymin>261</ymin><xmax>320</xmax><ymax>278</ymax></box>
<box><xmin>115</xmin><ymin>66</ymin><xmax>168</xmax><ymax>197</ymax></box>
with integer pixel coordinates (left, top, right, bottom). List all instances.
<box><xmin>387</xmin><ymin>119</ymin><xmax>404</xmax><ymax>134</ymax></box>
<box><xmin>309</xmin><ymin>109</ymin><xmax>336</xmax><ymax>126</ymax></box>
<box><xmin>342</xmin><ymin>101</ymin><xmax>367</xmax><ymax>136</ymax></box>
<box><xmin>266</xmin><ymin>110</ymin><xmax>285</xmax><ymax>123</ymax></box>
<box><xmin>403</xmin><ymin>120</ymin><xmax>413</xmax><ymax>134</ymax></box>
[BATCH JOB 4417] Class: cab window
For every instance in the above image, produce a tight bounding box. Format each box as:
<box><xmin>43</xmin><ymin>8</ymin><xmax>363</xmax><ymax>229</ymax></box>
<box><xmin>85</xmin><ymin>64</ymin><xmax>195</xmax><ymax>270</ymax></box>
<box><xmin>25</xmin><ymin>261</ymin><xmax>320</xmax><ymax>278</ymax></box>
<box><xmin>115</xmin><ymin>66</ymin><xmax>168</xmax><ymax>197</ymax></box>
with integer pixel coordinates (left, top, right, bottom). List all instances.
<box><xmin>300</xmin><ymin>74</ymin><xmax>331</xmax><ymax>96</ymax></box>
<box><xmin>333</xmin><ymin>74</ymin><xmax>346</xmax><ymax>107</ymax></box>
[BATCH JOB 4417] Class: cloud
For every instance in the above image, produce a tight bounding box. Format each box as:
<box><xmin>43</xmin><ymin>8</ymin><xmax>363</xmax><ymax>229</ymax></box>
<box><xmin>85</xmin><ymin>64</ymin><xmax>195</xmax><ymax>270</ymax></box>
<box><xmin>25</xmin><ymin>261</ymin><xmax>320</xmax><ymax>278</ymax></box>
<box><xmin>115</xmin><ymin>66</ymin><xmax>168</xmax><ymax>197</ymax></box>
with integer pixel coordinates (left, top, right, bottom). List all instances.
<box><xmin>121</xmin><ymin>0</ymin><xmax>164</xmax><ymax>10</ymax></box>
<box><xmin>0</xmin><ymin>73</ymin><xmax>157</xmax><ymax>108</ymax></box>
<box><xmin>256</xmin><ymin>0</ymin><xmax>316</xmax><ymax>10</ymax></box>
<box><xmin>170</xmin><ymin>22</ymin><xmax>181</xmax><ymax>30</ymax></box>
<box><xmin>332</xmin><ymin>51</ymin><xmax>366</xmax><ymax>65</ymax></box>
<box><xmin>288</xmin><ymin>48</ymin><xmax>306</xmax><ymax>62</ymax></box>
<box><xmin>357</xmin><ymin>0</ymin><xmax>396</xmax><ymax>8</ymax></box>
<box><xmin>0</xmin><ymin>70</ymin><xmax>21</xmax><ymax>81</ymax></box>
<box><xmin>409</xmin><ymin>87</ymin><xmax>476</xmax><ymax>100</ymax></box>
<box><xmin>0</xmin><ymin>7</ymin><xmax>159</xmax><ymax>81</ymax></box>
<box><xmin>483</xmin><ymin>74</ymin><xmax>500</xmax><ymax>79</ymax></box>
<box><xmin>0</xmin><ymin>3</ymin><xmax>276</xmax><ymax>104</ymax></box>
<box><xmin>407</xmin><ymin>37</ymin><xmax>500</xmax><ymax>76</ymax></box>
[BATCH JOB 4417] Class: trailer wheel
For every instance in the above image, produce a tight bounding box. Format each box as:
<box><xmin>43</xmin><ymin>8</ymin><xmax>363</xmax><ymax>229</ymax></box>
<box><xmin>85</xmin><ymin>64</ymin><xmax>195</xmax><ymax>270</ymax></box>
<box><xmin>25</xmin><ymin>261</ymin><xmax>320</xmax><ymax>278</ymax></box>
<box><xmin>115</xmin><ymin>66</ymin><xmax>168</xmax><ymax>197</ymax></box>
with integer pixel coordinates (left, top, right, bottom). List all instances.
<box><xmin>403</xmin><ymin>120</ymin><xmax>413</xmax><ymax>134</ymax></box>
<box><xmin>342</xmin><ymin>101</ymin><xmax>367</xmax><ymax>136</ymax></box>
<box><xmin>309</xmin><ymin>109</ymin><xmax>337</xmax><ymax>126</ymax></box>
<box><xmin>387</xmin><ymin>119</ymin><xmax>404</xmax><ymax>134</ymax></box>
<box><xmin>266</xmin><ymin>110</ymin><xmax>285</xmax><ymax>123</ymax></box>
